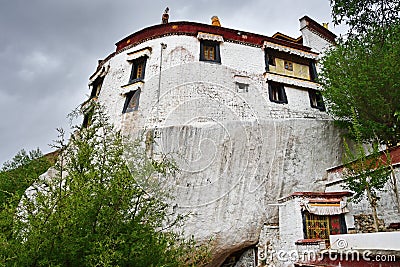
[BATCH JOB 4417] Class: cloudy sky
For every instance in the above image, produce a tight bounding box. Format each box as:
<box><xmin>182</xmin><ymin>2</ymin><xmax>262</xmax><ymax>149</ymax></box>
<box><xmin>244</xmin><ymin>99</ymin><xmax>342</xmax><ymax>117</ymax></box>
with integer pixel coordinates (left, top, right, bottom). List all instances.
<box><xmin>0</xmin><ymin>0</ymin><xmax>345</xmax><ymax>166</ymax></box>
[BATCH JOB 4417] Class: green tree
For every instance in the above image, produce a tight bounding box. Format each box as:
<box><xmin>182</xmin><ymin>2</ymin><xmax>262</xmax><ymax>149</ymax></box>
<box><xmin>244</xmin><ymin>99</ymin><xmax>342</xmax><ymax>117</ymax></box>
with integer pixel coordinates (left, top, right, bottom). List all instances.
<box><xmin>321</xmin><ymin>2</ymin><xmax>400</xmax><ymax>212</ymax></box>
<box><xmin>1</xmin><ymin>105</ymin><xmax>209</xmax><ymax>266</ymax></box>
<box><xmin>330</xmin><ymin>0</ymin><xmax>400</xmax><ymax>36</ymax></box>
<box><xmin>0</xmin><ymin>149</ymin><xmax>54</xmax><ymax>206</ymax></box>
<box><xmin>0</xmin><ymin>148</ymin><xmax>55</xmax><ymax>262</ymax></box>
<box><xmin>320</xmin><ymin>25</ymin><xmax>400</xmax><ymax>146</ymax></box>
<box><xmin>342</xmin><ymin>115</ymin><xmax>390</xmax><ymax>232</ymax></box>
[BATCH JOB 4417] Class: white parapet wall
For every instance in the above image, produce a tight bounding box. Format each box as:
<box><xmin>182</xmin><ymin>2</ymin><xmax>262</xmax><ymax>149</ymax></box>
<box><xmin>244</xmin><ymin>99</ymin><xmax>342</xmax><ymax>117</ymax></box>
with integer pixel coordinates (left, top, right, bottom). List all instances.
<box><xmin>330</xmin><ymin>232</ymin><xmax>400</xmax><ymax>250</ymax></box>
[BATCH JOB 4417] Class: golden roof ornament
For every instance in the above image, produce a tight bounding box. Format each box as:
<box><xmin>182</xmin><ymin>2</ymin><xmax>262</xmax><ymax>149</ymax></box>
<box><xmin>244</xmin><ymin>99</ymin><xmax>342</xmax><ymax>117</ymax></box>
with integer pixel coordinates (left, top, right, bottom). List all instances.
<box><xmin>211</xmin><ymin>16</ymin><xmax>221</xmax><ymax>26</ymax></box>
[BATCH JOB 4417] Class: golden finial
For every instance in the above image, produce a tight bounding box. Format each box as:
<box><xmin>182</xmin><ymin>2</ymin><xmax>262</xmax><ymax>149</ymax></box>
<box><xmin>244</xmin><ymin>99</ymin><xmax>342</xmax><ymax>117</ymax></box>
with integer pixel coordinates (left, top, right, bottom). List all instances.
<box><xmin>211</xmin><ymin>16</ymin><xmax>221</xmax><ymax>26</ymax></box>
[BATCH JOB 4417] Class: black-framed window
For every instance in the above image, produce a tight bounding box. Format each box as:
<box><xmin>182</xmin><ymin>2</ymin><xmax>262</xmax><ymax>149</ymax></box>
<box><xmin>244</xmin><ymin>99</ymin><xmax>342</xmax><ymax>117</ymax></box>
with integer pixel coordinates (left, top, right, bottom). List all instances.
<box><xmin>309</xmin><ymin>89</ymin><xmax>325</xmax><ymax>111</ymax></box>
<box><xmin>309</xmin><ymin>61</ymin><xmax>318</xmax><ymax>81</ymax></box>
<box><xmin>82</xmin><ymin>108</ymin><xmax>94</xmax><ymax>128</ymax></box>
<box><xmin>268</xmin><ymin>82</ymin><xmax>287</xmax><ymax>104</ymax></box>
<box><xmin>200</xmin><ymin>40</ymin><xmax>221</xmax><ymax>63</ymax></box>
<box><xmin>122</xmin><ymin>89</ymin><xmax>141</xmax><ymax>113</ymax></box>
<box><xmin>90</xmin><ymin>76</ymin><xmax>104</xmax><ymax>99</ymax></box>
<box><xmin>129</xmin><ymin>57</ymin><xmax>147</xmax><ymax>83</ymax></box>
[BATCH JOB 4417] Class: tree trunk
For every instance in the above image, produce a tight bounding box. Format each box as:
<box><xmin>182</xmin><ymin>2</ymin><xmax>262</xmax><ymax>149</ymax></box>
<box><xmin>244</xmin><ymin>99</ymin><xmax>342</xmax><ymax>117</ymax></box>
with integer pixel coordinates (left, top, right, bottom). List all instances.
<box><xmin>366</xmin><ymin>185</ymin><xmax>379</xmax><ymax>232</ymax></box>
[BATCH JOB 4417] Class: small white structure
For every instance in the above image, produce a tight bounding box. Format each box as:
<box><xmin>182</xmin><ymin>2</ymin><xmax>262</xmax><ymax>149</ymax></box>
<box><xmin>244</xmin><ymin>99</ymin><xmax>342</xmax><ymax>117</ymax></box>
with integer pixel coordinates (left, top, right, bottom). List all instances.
<box><xmin>278</xmin><ymin>192</ymin><xmax>352</xmax><ymax>251</ymax></box>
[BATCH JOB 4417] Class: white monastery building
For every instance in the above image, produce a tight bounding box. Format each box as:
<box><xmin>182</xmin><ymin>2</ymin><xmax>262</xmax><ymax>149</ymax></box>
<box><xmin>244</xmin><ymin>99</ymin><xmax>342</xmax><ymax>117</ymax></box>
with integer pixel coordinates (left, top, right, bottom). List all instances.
<box><xmin>82</xmin><ymin>12</ymin><xmax>399</xmax><ymax>267</ymax></box>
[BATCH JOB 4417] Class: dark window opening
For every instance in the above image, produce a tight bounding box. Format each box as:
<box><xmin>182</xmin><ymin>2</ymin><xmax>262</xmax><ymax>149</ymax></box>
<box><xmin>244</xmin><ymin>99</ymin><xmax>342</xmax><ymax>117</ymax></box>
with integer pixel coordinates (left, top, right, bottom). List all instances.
<box><xmin>221</xmin><ymin>246</ymin><xmax>257</xmax><ymax>267</ymax></box>
<box><xmin>82</xmin><ymin>108</ymin><xmax>94</xmax><ymax>128</ymax></box>
<box><xmin>129</xmin><ymin>57</ymin><xmax>147</xmax><ymax>83</ymax></box>
<box><xmin>309</xmin><ymin>89</ymin><xmax>325</xmax><ymax>111</ymax></box>
<box><xmin>309</xmin><ymin>61</ymin><xmax>318</xmax><ymax>81</ymax></box>
<box><xmin>200</xmin><ymin>40</ymin><xmax>221</xmax><ymax>63</ymax></box>
<box><xmin>122</xmin><ymin>89</ymin><xmax>141</xmax><ymax>113</ymax></box>
<box><xmin>236</xmin><ymin>82</ymin><xmax>249</xmax><ymax>93</ymax></box>
<box><xmin>264</xmin><ymin>49</ymin><xmax>275</xmax><ymax>72</ymax></box>
<box><xmin>90</xmin><ymin>76</ymin><xmax>104</xmax><ymax>99</ymax></box>
<box><xmin>268</xmin><ymin>55</ymin><xmax>275</xmax><ymax>67</ymax></box>
<box><xmin>268</xmin><ymin>82</ymin><xmax>287</xmax><ymax>104</ymax></box>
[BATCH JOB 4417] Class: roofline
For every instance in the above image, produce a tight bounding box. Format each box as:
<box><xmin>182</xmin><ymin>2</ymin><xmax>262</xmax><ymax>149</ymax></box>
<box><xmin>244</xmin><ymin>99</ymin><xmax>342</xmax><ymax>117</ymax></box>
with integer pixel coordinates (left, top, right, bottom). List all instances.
<box><xmin>326</xmin><ymin>145</ymin><xmax>400</xmax><ymax>173</ymax></box>
<box><xmin>272</xmin><ymin>32</ymin><xmax>303</xmax><ymax>44</ymax></box>
<box><xmin>115</xmin><ymin>21</ymin><xmax>315</xmax><ymax>53</ymax></box>
<box><xmin>278</xmin><ymin>191</ymin><xmax>353</xmax><ymax>203</ymax></box>
<box><xmin>299</xmin><ymin>15</ymin><xmax>337</xmax><ymax>44</ymax></box>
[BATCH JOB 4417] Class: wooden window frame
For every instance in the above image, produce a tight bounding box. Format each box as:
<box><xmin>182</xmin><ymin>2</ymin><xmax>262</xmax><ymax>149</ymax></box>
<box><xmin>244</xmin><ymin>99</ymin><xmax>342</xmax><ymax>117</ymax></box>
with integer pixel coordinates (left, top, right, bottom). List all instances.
<box><xmin>90</xmin><ymin>76</ymin><xmax>104</xmax><ymax>99</ymax></box>
<box><xmin>122</xmin><ymin>89</ymin><xmax>141</xmax><ymax>113</ymax></box>
<box><xmin>302</xmin><ymin>212</ymin><xmax>347</xmax><ymax>243</ymax></box>
<box><xmin>200</xmin><ymin>40</ymin><xmax>221</xmax><ymax>63</ymax></box>
<box><xmin>82</xmin><ymin>107</ymin><xmax>94</xmax><ymax>128</ymax></box>
<box><xmin>129</xmin><ymin>57</ymin><xmax>147</xmax><ymax>84</ymax></box>
<box><xmin>309</xmin><ymin>61</ymin><xmax>318</xmax><ymax>81</ymax></box>
<box><xmin>264</xmin><ymin>49</ymin><xmax>276</xmax><ymax>72</ymax></box>
<box><xmin>309</xmin><ymin>89</ymin><xmax>326</xmax><ymax>111</ymax></box>
<box><xmin>284</xmin><ymin>60</ymin><xmax>293</xmax><ymax>71</ymax></box>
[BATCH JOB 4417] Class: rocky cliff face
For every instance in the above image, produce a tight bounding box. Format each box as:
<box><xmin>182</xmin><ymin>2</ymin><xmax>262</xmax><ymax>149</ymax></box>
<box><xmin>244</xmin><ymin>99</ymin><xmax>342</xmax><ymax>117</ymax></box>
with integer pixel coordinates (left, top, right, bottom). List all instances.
<box><xmin>148</xmin><ymin>118</ymin><xmax>343</xmax><ymax>265</ymax></box>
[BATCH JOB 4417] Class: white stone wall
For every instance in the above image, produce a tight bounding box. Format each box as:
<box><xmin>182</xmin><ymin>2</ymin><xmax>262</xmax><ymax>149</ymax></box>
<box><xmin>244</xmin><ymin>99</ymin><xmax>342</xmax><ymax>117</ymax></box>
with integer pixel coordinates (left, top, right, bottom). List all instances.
<box><xmin>96</xmin><ymin>34</ymin><xmax>330</xmax><ymax>133</ymax></box>
<box><xmin>278</xmin><ymin>198</ymin><xmax>304</xmax><ymax>251</ymax></box>
<box><xmin>300</xmin><ymin>24</ymin><xmax>333</xmax><ymax>54</ymax></box>
<box><xmin>221</xmin><ymin>41</ymin><xmax>265</xmax><ymax>74</ymax></box>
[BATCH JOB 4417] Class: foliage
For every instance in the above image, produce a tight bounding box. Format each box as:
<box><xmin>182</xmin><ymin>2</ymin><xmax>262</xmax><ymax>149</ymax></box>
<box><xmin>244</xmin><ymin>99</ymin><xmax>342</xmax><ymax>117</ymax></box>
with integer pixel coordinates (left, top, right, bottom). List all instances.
<box><xmin>343</xmin><ymin>142</ymin><xmax>389</xmax><ymax>203</ymax></box>
<box><xmin>342</xmin><ymin>113</ymin><xmax>390</xmax><ymax>231</ymax></box>
<box><xmin>319</xmin><ymin>23</ymin><xmax>400</xmax><ymax>146</ymax></box>
<box><xmin>330</xmin><ymin>0</ymin><xmax>400</xmax><ymax>36</ymax></box>
<box><xmin>0</xmin><ymin>149</ymin><xmax>54</xmax><ymax>206</ymax></box>
<box><xmin>0</xmin><ymin>149</ymin><xmax>55</xmax><ymax>265</ymax></box>
<box><xmin>0</xmin><ymin>105</ymin><xmax>210</xmax><ymax>266</ymax></box>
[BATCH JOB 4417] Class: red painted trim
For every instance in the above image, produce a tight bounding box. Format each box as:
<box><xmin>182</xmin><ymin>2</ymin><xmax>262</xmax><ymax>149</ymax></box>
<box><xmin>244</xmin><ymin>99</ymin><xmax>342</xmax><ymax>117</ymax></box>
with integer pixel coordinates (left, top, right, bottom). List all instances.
<box><xmin>328</xmin><ymin>146</ymin><xmax>400</xmax><ymax>174</ymax></box>
<box><xmin>115</xmin><ymin>21</ymin><xmax>315</xmax><ymax>53</ymax></box>
<box><xmin>290</xmin><ymin>191</ymin><xmax>353</xmax><ymax>198</ymax></box>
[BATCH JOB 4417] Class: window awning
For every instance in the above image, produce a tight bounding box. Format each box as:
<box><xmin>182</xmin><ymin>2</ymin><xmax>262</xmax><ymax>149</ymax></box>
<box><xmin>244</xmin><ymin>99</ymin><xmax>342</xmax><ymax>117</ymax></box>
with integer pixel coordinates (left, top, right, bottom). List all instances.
<box><xmin>126</xmin><ymin>47</ymin><xmax>151</xmax><ymax>61</ymax></box>
<box><xmin>89</xmin><ymin>64</ymin><xmax>109</xmax><ymax>85</ymax></box>
<box><xmin>264</xmin><ymin>41</ymin><xmax>318</xmax><ymax>60</ymax></box>
<box><xmin>303</xmin><ymin>202</ymin><xmax>349</xmax><ymax>215</ymax></box>
<box><xmin>264</xmin><ymin>72</ymin><xmax>320</xmax><ymax>90</ymax></box>
<box><xmin>197</xmin><ymin>32</ymin><xmax>224</xmax><ymax>42</ymax></box>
